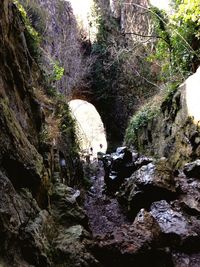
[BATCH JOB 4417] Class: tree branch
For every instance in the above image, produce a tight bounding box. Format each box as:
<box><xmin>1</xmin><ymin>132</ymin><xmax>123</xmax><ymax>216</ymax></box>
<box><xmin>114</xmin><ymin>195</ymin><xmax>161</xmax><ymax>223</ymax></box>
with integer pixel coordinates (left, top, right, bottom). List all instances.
<box><xmin>123</xmin><ymin>31</ymin><xmax>171</xmax><ymax>46</ymax></box>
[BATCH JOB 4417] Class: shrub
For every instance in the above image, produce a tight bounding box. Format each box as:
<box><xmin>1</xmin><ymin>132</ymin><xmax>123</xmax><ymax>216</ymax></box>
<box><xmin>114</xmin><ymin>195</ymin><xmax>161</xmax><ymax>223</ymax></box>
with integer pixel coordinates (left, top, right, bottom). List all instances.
<box><xmin>148</xmin><ymin>1</ymin><xmax>200</xmax><ymax>84</ymax></box>
<box><xmin>13</xmin><ymin>0</ymin><xmax>41</xmax><ymax>58</ymax></box>
<box><xmin>51</xmin><ymin>62</ymin><xmax>64</xmax><ymax>81</ymax></box>
<box><xmin>125</xmin><ymin>102</ymin><xmax>160</xmax><ymax>146</ymax></box>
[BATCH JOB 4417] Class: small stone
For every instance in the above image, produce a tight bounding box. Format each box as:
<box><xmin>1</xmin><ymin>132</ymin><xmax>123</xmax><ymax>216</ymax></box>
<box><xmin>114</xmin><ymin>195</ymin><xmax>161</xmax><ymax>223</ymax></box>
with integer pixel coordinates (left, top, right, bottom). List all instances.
<box><xmin>183</xmin><ymin>160</ymin><xmax>200</xmax><ymax>179</ymax></box>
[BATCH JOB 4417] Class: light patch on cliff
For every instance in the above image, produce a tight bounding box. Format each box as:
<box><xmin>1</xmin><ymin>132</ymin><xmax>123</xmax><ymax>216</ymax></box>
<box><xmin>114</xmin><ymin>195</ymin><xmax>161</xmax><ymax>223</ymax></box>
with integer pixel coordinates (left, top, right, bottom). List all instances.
<box><xmin>68</xmin><ymin>0</ymin><xmax>94</xmax><ymax>36</ymax></box>
<box><xmin>150</xmin><ymin>0</ymin><xmax>170</xmax><ymax>11</ymax></box>
<box><xmin>186</xmin><ymin>67</ymin><xmax>200</xmax><ymax>124</ymax></box>
<box><xmin>69</xmin><ymin>99</ymin><xmax>107</xmax><ymax>156</ymax></box>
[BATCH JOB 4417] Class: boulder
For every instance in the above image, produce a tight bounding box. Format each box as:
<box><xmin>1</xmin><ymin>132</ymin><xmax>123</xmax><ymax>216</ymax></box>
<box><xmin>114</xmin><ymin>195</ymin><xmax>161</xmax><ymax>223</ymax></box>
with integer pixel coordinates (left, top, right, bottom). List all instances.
<box><xmin>150</xmin><ymin>200</ymin><xmax>200</xmax><ymax>251</ymax></box>
<box><xmin>175</xmin><ymin>175</ymin><xmax>200</xmax><ymax>214</ymax></box>
<box><xmin>104</xmin><ymin>147</ymin><xmax>136</xmax><ymax>193</ymax></box>
<box><xmin>115</xmin><ymin>147</ymin><xmax>133</xmax><ymax>163</ymax></box>
<box><xmin>134</xmin><ymin>155</ymin><xmax>154</xmax><ymax>169</ymax></box>
<box><xmin>183</xmin><ymin>160</ymin><xmax>200</xmax><ymax>179</ymax></box>
<box><xmin>53</xmin><ymin>225</ymin><xmax>99</xmax><ymax>267</ymax></box>
<box><xmin>92</xmin><ymin>209</ymin><xmax>173</xmax><ymax>267</ymax></box>
<box><xmin>172</xmin><ymin>252</ymin><xmax>200</xmax><ymax>267</ymax></box>
<box><xmin>118</xmin><ymin>158</ymin><xmax>176</xmax><ymax>218</ymax></box>
<box><xmin>51</xmin><ymin>183</ymin><xmax>87</xmax><ymax>227</ymax></box>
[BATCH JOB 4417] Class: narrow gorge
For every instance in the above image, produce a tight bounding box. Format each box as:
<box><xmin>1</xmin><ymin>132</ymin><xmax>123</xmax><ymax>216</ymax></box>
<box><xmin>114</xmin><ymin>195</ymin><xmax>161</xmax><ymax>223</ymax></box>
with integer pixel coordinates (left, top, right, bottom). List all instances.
<box><xmin>1</xmin><ymin>0</ymin><xmax>200</xmax><ymax>266</ymax></box>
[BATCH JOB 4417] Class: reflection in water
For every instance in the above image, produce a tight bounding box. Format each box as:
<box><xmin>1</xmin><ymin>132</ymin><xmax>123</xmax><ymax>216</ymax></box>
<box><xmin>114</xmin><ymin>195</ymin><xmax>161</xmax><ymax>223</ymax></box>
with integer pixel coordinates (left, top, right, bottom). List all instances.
<box><xmin>69</xmin><ymin>99</ymin><xmax>107</xmax><ymax>156</ymax></box>
<box><xmin>186</xmin><ymin>67</ymin><xmax>200</xmax><ymax>124</ymax></box>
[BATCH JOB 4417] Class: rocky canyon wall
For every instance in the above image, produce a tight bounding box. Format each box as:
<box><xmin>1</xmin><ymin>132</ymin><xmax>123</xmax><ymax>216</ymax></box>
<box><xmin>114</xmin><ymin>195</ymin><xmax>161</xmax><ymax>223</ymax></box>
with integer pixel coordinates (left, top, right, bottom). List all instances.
<box><xmin>20</xmin><ymin>0</ymin><xmax>155</xmax><ymax>149</ymax></box>
<box><xmin>126</xmin><ymin>68</ymin><xmax>200</xmax><ymax>169</ymax></box>
<box><xmin>0</xmin><ymin>1</ymin><xmax>95</xmax><ymax>266</ymax></box>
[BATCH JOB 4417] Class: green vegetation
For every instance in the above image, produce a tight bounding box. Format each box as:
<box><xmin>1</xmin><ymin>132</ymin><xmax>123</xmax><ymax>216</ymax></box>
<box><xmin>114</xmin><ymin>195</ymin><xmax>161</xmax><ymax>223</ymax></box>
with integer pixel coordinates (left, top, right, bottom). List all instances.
<box><xmin>125</xmin><ymin>102</ymin><xmax>160</xmax><ymax>146</ymax></box>
<box><xmin>161</xmin><ymin>82</ymin><xmax>179</xmax><ymax>110</ymax></box>
<box><xmin>148</xmin><ymin>0</ymin><xmax>200</xmax><ymax>84</ymax></box>
<box><xmin>16</xmin><ymin>0</ymin><xmax>47</xmax><ymax>35</ymax></box>
<box><xmin>90</xmin><ymin>0</ymin><xmax>157</xmax><ymax>145</ymax></box>
<box><xmin>13</xmin><ymin>0</ymin><xmax>41</xmax><ymax>58</ymax></box>
<box><xmin>50</xmin><ymin>62</ymin><xmax>65</xmax><ymax>82</ymax></box>
<box><xmin>125</xmin><ymin>0</ymin><xmax>200</xmax><ymax>148</ymax></box>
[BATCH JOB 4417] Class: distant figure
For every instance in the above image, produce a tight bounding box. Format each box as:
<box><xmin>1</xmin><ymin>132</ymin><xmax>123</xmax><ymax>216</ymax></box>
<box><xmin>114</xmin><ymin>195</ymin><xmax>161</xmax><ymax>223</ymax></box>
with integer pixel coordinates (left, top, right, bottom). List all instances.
<box><xmin>89</xmin><ymin>147</ymin><xmax>93</xmax><ymax>161</ymax></box>
<box><xmin>60</xmin><ymin>158</ymin><xmax>67</xmax><ymax>184</ymax></box>
<box><xmin>97</xmin><ymin>144</ymin><xmax>104</xmax><ymax>163</ymax></box>
<box><xmin>86</xmin><ymin>154</ymin><xmax>90</xmax><ymax>164</ymax></box>
<box><xmin>60</xmin><ymin>158</ymin><xmax>66</xmax><ymax>167</ymax></box>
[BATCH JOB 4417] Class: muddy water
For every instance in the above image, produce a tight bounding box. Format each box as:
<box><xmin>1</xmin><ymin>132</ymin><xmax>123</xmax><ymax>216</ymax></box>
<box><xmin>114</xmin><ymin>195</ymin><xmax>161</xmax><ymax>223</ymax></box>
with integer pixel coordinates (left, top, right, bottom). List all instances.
<box><xmin>84</xmin><ymin>161</ymin><xmax>130</xmax><ymax>237</ymax></box>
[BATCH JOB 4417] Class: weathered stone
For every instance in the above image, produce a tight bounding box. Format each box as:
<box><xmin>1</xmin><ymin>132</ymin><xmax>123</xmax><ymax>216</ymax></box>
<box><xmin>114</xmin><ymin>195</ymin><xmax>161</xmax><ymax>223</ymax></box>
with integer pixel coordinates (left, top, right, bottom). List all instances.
<box><xmin>104</xmin><ymin>147</ymin><xmax>136</xmax><ymax>193</ymax></box>
<box><xmin>118</xmin><ymin>159</ymin><xmax>176</xmax><ymax>217</ymax></box>
<box><xmin>92</xmin><ymin>210</ymin><xmax>173</xmax><ymax>267</ymax></box>
<box><xmin>150</xmin><ymin>200</ymin><xmax>200</xmax><ymax>251</ymax></box>
<box><xmin>0</xmin><ymin>170</ymin><xmax>51</xmax><ymax>266</ymax></box>
<box><xmin>134</xmin><ymin>155</ymin><xmax>154</xmax><ymax>169</ymax></box>
<box><xmin>130</xmin><ymin>68</ymin><xmax>200</xmax><ymax>169</ymax></box>
<box><xmin>175</xmin><ymin>175</ymin><xmax>200</xmax><ymax>214</ymax></box>
<box><xmin>172</xmin><ymin>252</ymin><xmax>200</xmax><ymax>267</ymax></box>
<box><xmin>183</xmin><ymin>160</ymin><xmax>200</xmax><ymax>179</ymax></box>
<box><xmin>0</xmin><ymin>0</ymin><xmax>46</xmax><ymax>202</ymax></box>
<box><xmin>20</xmin><ymin>210</ymin><xmax>52</xmax><ymax>267</ymax></box>
<box><xmin>51</xmin><ymin>183</ymin><xmax>87</xmax><ymax>227</ymax></box>
<box><xmin>53</xmin><ymin>225</ymin><xmax>99</xmax><ymax>267</ymax></box>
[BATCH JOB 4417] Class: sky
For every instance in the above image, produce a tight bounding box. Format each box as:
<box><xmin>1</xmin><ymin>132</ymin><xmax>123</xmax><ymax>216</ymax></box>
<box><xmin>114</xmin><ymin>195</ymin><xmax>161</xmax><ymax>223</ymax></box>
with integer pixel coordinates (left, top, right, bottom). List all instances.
<box><xmin>68</xmin><ymin>0</ymin><xmax>93</xmax><ymax>29</ymax></box>
<box><xmin>150</xmin><ymin>0</ymin><xmax>170</xmax><ymax>11</ymax></box>
<box><xmin>69</xmin><ymin>0</ymin><xmax>170</xmax><ymax>14</ymax></box>
<box><xmin>68</xmin><ymin>0</ymin><xmax>92</xmax><ymax>17</ymax></box>
<box><xmin>68</xmin><ymin>0</ymin><xmax>171</xmax><ymax>31</ymax></box>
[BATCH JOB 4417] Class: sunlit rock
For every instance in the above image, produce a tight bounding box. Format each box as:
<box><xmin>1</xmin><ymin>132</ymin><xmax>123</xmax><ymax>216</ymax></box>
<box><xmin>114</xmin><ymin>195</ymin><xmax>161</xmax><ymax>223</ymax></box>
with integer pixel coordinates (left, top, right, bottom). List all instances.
<box><xmin>118</xmin><ymin>158</ymin><xmax>176</xmax><ymax>218</ymax></box>
<box><xmin>69</xmin><ymin>99</ymin><xmax>107</xmax><ymax>157</ymax></box>
<box><xmin>186</xmin><ymin>67</ymin><xmax>200</xmax><ymax>124</ymax></box>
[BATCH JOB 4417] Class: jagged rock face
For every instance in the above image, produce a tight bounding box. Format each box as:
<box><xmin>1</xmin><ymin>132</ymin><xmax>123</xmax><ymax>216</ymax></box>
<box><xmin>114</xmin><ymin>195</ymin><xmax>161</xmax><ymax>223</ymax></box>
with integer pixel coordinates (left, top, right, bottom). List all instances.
<box><xmin>109</xmin><ymin>0</ymin><xmax>121</xmax><ymax>18</ymax></box>
<box><xmin>0</xmin><ymin>1</ymin><xmax>51</xmax><ymax>265</ymax></box>
<box><xmin>121</xmin><ymin>0</ymin><xmax>150</xmax><ymax>38</ymax></box>
<box><xmin>51</xmin><ymin>183</ymin><xmax>87</xmax><ymax>227</ymax></box>
<box><xmin>134</xmin><ymin>69</ymin><xmax>200</xmax><ymax>169</ymax></box>
<box><xmin>0</xmin><ymin>0</ymin><xmax>44</xmax><ymax>197</ymax></box>
<box><xmin>0</xmin><ymin>1</ymin><xmax>96</xmax><ymax>266</ymax></box>
<box><xmin>53</xmin><ymin>225</ymin><xmax>99</xmax><ymax>267</ymax></box>
<box><xmin>22</xmin><ymin>0</ymin><xmax>91</xmax><ymax>97</ymax></box>
<box><xmin>175</xmin><ymin>171</ymin><xmax>200</xmax><ymax>214</ymax></box>
<box><xmin>110</xmin><ymin>0</ymin><xmax>150</xmax><ymax>37</ymax></box>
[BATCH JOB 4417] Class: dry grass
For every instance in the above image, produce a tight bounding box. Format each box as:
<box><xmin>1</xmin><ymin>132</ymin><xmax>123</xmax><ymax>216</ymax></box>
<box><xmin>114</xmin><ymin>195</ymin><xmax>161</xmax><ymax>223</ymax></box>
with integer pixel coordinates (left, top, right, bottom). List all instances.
<box><xmin>33</xmin><ymin>87</ymin><xmax>62</xmax><ymax>142</ymax></box>
<box><xmin>33</xmin><ymin>87</ymin><xmax>53</xmax><ymax>106</ymax></box>
<box><xmin>45</xmin><ymin>115</ymin><xmax>61</xmax><ymax>141</ymax></box>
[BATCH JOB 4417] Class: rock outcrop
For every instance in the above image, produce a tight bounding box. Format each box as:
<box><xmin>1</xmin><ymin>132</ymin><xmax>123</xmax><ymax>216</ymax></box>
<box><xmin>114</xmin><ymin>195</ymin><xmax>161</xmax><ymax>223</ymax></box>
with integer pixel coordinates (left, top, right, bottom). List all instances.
<box><xmin>118</xmin><ymin>158</ymin><xmax>176</xmax><ymax>217</ymax></box>
<box><xmin>0</xmin><ymin>1</ymin><xmax>96</xmax><ymax>266</ymax></box>
<box><xmin>98</xmin><ymin>146</ymin><xmax>200</xmax><ymax>266</ymax></box>
<box><xmin>3</xmin><ymin>0</ymin><xmax>200</xmax><ymax>266</ymax></box>
<box><xmin>19</xmin><ymin>0</ymin><xmax>91</xmax><ymax>98</ymax></box>
<box><xmin>129</xmin><ymin>68</ymin><xmax>200</xmax><ymax>169</ymax></box>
